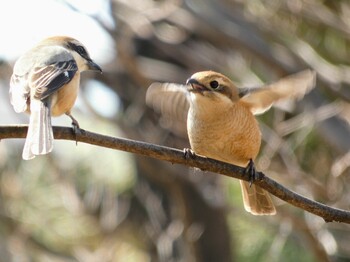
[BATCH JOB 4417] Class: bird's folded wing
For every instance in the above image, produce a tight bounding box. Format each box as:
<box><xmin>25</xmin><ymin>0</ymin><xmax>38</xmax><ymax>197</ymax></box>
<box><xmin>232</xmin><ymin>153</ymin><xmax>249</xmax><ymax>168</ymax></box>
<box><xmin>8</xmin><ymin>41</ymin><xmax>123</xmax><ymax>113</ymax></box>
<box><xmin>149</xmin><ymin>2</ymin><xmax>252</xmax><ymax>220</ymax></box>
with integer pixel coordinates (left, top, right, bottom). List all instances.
<box><xmin>32</xmin><ymin>59</ymin><xmax>78</xmax><ymax>101</ymax></box>
<box><xmin>239</xmin><ymin>70</ymin><xmax>316</xmax><ymax>115</ymax></box>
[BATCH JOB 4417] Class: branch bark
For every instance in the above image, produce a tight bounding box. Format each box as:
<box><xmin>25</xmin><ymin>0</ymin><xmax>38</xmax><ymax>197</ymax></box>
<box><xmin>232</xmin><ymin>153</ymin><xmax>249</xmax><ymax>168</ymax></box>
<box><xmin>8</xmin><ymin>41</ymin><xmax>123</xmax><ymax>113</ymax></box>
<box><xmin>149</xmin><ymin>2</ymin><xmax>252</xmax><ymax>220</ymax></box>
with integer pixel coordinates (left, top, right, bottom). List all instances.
<box><xmin>1</xmin><ymin>125</ymin><xmax>349</xmax><ymax>223</ymax></box>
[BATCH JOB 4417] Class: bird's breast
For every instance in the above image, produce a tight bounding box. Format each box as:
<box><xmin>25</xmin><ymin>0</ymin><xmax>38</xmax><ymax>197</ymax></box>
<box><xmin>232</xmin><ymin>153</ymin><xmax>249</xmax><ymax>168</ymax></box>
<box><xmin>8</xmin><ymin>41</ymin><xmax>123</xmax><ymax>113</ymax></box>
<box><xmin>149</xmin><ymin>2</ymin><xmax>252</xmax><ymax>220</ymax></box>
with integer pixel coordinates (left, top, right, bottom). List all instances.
<box><xmin>187</xmin><ymin>102</ymin><xmax>261</xmax><ymax>166</ymax></box>
<box><xmin>51</xmin><ymin>73</ymin><xmax>80</xmax><ymax>116</ymax></box>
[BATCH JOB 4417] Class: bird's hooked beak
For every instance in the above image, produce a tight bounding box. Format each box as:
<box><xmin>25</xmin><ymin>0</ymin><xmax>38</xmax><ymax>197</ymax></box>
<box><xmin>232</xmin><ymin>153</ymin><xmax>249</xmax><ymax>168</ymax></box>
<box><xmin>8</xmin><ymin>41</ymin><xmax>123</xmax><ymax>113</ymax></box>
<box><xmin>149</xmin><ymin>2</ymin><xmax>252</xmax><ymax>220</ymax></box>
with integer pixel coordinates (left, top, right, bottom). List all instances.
<box><xmin>186</xmin><ymin>78</ymin><xmax>207</xmax><ymax>92</ymax></box>
<box><xmin>87</xmin><ymin>60</ymin><xmax>102</xmax><ymax>73</ymax></box>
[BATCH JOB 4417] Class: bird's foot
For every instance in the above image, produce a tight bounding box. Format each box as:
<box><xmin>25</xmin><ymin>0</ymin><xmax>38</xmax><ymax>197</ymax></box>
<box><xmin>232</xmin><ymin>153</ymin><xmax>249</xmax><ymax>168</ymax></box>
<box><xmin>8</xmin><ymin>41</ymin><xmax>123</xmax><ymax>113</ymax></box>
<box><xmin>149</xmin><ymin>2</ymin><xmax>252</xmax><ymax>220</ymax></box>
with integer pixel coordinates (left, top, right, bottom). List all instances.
<box><xmin>66</xmin><ymin>113</ymin><xmax>81</xmax><ymax>145</ymax></box>
<box><xmin>183</xmin><ymin>148</ymin><xmax>196</xmax><ymax>159</ymax></box>
<box><xmin>245</xmin><ymin>159</ymin><xmax>257</xmax><ymax>187</ymax></box>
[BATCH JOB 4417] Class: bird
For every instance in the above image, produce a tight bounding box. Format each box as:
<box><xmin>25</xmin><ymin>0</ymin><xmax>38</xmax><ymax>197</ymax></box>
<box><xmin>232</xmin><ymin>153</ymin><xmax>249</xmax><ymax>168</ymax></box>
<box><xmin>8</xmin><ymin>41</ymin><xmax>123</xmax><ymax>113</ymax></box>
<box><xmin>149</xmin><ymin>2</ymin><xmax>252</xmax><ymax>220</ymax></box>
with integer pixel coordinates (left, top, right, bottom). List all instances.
<box><xmin>10</xmin><ymin>36</ymin><xmax>102</xmax><ymax>160</ymax></box>
<box><xmin>146</xmin><ymin>70</ymin><xmax>316</xmax><ymax>215</ymax></box>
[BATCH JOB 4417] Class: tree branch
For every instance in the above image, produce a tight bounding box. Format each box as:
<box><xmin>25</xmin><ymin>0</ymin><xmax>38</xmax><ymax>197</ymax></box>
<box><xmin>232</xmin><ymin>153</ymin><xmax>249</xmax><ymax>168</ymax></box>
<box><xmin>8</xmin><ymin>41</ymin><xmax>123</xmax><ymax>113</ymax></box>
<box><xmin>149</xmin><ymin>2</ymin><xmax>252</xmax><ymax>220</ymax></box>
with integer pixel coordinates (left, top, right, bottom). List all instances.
<box><xmin>1</xmin><ymin>125</ymin><xmax>349</xmax><ymax>223</ymax></box>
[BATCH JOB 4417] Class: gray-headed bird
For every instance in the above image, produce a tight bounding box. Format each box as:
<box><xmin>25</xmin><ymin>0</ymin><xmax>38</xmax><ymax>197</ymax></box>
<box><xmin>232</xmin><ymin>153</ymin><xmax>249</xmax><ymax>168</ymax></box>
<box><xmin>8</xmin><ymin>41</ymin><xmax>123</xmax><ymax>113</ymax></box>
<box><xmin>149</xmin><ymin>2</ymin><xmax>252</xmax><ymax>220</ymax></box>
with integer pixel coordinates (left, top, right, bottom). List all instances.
<box><xmin>10</xmin><ymin>36</ymin><xmax>102</xmax><ymax>160</ymax></box>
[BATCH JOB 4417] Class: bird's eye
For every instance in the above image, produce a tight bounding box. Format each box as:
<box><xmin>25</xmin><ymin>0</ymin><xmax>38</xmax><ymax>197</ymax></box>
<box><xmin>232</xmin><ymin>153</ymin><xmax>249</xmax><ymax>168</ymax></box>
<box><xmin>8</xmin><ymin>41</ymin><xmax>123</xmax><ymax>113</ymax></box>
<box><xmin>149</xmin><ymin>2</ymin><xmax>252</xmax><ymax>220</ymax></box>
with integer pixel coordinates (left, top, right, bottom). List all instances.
<box><xmin>209</xmin><ymin>80</ymin><xmax>219</xmax><ymax>89</ymax></box>
<box><xmin>77</xmin><ymin>46</ymin><xmax>87</xmax><ymax>56</ymax></box>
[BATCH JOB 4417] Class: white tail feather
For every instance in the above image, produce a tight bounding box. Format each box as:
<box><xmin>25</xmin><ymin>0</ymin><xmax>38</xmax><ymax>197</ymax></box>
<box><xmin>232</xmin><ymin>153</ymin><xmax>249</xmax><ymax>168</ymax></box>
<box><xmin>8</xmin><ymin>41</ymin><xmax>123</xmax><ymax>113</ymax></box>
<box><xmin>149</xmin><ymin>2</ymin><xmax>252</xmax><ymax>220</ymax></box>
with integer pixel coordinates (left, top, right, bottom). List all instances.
<box><xmin>22</xmin><ymin>99</ymin><xmax>53</xmax><ymax>160</ymax></box>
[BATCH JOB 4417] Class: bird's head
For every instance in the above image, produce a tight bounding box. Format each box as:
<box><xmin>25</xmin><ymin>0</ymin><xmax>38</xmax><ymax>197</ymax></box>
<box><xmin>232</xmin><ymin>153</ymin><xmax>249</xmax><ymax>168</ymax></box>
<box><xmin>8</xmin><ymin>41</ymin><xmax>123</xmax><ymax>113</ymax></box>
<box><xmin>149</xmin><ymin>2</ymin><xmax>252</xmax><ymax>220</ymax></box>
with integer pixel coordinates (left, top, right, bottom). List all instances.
<box><xmin>43</xmin><ymin>36</ymin><xmax>102</xmax><ymax>73</ymax></box>
<box><xmin>186</xmin><ymin>71</ymin><xmax>239</xmax><ymax>104</ymax></box>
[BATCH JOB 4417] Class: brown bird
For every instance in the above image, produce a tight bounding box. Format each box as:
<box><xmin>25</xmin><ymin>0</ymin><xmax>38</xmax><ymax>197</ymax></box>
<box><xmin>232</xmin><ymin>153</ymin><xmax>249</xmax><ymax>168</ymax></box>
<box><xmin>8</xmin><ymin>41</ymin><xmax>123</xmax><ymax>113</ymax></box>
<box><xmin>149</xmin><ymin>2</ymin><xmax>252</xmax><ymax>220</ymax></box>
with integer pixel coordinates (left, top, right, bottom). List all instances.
<box><xmin>146</xmin><ymin>70</ymin><xmax>316</xmax><ymax>215</ymax></box>
<box><xmin>10</xmin><ymin>36</ymin><xmax>102</xmax><ymax>160</ymax></box>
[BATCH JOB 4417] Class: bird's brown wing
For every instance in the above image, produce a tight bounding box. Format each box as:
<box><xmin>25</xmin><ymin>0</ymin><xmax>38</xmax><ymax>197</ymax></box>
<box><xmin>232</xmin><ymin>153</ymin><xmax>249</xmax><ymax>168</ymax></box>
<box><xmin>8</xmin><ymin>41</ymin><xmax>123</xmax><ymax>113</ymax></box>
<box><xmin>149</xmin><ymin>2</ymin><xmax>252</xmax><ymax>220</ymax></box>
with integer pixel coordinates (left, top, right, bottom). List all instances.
<box><xmin>146</xmin><ymin>82</ymin><xmax>190</xmax><ymax>122</ymax></box>
<box><xmin>239</xmin><ymin>70</ymin><xmax>316</xmax><ymax>115</ymax></box>
<box><xmin>146</xmin><ymin>82</ymin><xmax>190</xmax><ymax>136</ymax></box>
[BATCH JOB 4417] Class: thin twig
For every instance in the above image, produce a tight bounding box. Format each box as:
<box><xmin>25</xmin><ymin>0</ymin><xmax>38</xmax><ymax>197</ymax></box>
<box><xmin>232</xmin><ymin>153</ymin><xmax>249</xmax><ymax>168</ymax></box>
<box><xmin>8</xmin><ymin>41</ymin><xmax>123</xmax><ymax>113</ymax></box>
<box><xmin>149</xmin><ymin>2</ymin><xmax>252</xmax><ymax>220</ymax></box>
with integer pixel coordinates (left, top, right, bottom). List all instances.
<box><xmin>1</xmin><ymin>125</ymin><xmax>350</xmax><ymax>223</ymax></box>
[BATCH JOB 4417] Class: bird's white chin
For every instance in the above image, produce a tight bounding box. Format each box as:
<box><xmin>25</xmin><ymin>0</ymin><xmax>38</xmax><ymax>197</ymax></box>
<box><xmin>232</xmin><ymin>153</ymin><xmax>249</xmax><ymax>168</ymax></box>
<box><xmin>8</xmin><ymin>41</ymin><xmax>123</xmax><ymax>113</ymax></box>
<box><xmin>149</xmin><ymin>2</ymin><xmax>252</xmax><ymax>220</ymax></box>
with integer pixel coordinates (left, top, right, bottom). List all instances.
<box><xmin>71</xmin><ymin>51</ymin><xmax>89</xmax><ymax>71</ymax></box>
<box><xmin>190</xmin><ymin>91</ymin><xmax>230</xmax><ymax>103</ymax></box>
<box><xmin>189</xmin><ymin>91</ymin><xmax>232</xmax><ymax>113</ymax></box>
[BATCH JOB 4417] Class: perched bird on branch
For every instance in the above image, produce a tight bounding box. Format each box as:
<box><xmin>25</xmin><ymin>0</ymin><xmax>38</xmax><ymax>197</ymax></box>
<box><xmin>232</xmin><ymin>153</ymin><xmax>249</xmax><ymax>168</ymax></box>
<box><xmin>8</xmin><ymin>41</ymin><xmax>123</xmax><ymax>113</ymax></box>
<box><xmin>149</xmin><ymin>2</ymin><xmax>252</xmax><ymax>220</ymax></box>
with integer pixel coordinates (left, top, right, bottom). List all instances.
<box><xmin>10</xmin><ymin>36</ymin><xmax>102</xmax><ymax>160</ymax></box>
<box><xmin>146</xmin><ymin>70</ymin><xmax>316</xmax><ymax>215</ymax></box>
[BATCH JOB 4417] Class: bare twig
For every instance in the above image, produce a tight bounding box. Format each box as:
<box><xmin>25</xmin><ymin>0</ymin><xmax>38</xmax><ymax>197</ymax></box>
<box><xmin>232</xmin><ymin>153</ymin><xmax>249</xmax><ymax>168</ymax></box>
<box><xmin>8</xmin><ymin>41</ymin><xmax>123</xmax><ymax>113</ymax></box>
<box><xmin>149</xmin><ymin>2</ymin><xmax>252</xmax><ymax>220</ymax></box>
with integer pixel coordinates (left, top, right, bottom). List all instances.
<box><xmin>1</xmin><ymin>125</ymin><xmax>350</xmax><ymax>223</ymax></box>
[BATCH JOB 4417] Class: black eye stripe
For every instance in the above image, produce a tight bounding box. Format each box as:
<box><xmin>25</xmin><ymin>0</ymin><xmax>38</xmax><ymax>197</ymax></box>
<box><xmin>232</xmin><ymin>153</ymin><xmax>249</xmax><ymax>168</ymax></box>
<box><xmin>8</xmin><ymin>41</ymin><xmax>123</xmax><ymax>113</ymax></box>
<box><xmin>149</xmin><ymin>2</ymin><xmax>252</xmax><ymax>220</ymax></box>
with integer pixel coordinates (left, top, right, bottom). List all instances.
<box><xmin>68</xmin><ymin>43</ymin><xmax>89</xmax><ymax>59</ymax></box>
<box><xmin>76</xmin><ymin>46</ymin><xmax>87</xmax><ymax>56</ymax></box>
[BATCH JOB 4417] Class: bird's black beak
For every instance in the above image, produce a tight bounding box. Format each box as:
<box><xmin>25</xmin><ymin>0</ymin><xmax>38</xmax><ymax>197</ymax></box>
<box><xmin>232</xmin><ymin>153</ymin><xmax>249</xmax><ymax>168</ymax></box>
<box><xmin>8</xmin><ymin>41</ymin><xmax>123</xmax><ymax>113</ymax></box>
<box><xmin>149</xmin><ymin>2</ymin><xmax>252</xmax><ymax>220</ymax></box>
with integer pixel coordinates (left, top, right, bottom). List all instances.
<box><xmin>88</xmin><ymin>60</ymin><xmax>102</xmax><ymax>73</ymax></box>
<box><xmin>186</xmin><ymin>78</ymin><xmax>207</xmax><ymax>91</ymax></box>
<box><xmin>186</xmin><ymin>78</ymin><xmax>197</xmax><ymax>86</ymax></box>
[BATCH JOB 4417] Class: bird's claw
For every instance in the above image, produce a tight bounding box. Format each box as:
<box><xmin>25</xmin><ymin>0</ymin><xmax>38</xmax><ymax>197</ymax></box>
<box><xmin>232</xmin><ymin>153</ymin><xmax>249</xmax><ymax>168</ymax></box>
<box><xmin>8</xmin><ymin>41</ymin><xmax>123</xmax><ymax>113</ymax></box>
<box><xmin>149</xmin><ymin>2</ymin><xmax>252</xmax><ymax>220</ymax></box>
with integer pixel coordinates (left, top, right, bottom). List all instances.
<box><xmin>245</xmin><ymin>159</ymin><xmax>257</xmax><ymax>187</ymax></box>
<box><xmin>71</xmin><ymin>122</ymin><xmax>81</xmax><ymax>145</ymax></box>
<box><xmin>66</xmin><ymin>113</ymin><xmax>80</xmax><ymax>145</ymax></box>
<box><xmin>183</xmin><ymin>148</ymin><xmax>196</xmax><ymax>159</ymax></box>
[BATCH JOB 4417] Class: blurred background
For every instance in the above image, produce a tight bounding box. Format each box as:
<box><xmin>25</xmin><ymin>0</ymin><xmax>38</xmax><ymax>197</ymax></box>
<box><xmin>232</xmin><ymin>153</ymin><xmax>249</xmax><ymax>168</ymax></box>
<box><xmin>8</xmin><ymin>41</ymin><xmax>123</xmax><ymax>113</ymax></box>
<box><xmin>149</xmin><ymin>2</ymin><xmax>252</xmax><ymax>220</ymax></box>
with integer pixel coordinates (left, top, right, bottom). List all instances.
<box><xmin>0</xmin><ymin>0</ymin><xmax>350</xmax><ymax>261</ymax></box>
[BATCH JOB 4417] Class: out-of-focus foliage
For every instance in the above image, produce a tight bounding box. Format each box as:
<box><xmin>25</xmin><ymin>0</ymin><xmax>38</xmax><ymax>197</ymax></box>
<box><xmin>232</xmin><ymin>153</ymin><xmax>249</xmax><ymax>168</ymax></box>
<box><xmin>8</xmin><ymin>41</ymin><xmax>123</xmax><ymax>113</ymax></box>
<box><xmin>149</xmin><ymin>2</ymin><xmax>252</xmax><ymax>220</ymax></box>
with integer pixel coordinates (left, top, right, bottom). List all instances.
<box><xmin>0</xmin><ymin>0</ymin><xmax>350</xmax><ymax>261</ymax></box>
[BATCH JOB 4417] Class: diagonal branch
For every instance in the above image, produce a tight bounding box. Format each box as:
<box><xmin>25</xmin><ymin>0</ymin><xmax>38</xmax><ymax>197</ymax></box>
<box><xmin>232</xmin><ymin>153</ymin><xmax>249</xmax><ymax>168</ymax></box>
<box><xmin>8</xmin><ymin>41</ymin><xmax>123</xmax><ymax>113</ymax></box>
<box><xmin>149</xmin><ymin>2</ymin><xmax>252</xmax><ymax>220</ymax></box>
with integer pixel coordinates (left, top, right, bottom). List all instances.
<box><xmin>1</xmin><ymin>125</ymin><xmax>350</xmax><ymax>223</ymax></box>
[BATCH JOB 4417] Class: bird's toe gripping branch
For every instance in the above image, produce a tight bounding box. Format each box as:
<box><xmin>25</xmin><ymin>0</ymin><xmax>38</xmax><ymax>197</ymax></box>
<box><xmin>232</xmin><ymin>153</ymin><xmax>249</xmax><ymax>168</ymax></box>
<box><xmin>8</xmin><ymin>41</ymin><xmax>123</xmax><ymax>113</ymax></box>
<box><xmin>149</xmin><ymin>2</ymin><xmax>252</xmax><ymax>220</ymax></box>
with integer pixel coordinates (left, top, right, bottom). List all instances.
<box><xmin>183</xmin><ymin>148</ymin><xmax>196</xmax><ymax>159</ymax></box>
<box><xmin>245</xmin><ymin>159</ymin><xmax>258</xmax><ymax>187</ymax></box>
<box><xmin>66</xmin><ymin>113</ymin><xmax>81</xmax><ymax>145</ymax></box>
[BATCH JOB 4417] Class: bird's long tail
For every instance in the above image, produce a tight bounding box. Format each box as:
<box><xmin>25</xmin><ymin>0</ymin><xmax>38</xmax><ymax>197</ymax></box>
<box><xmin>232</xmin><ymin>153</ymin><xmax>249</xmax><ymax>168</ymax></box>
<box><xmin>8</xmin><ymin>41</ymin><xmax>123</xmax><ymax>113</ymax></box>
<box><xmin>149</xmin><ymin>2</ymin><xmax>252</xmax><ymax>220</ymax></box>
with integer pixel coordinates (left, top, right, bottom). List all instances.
<box><xmin>22</xmin><ymin>99</ymin><xmax>53</xmax><ymax>160</ymax></box>
<box><xmin>240</xmin><ymin>181</ymin><xmax>276</xmax><ymax>215</ymax></box>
